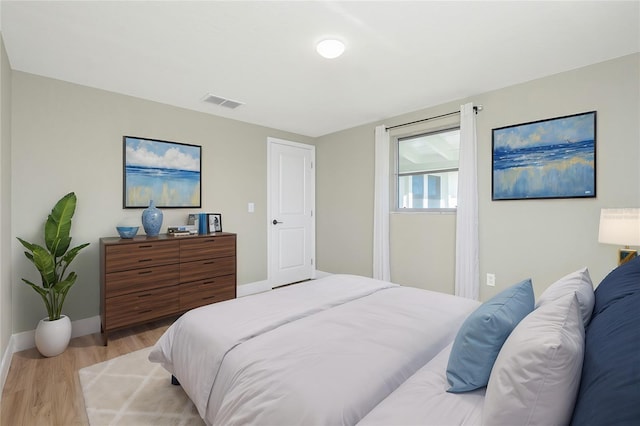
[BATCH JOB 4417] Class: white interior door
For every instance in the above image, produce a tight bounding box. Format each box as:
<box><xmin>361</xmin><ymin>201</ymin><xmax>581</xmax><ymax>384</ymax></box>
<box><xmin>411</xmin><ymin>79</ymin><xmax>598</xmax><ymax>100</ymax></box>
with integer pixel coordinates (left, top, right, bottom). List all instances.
<box><xmin>267</xmin><ymin>137</ymin><xmax>315</xmax><ymax>287</ymax></box>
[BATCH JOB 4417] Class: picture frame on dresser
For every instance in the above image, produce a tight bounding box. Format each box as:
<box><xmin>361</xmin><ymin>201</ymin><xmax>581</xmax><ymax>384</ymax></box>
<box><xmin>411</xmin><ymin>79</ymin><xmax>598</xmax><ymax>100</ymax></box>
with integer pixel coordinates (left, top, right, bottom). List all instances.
<box><xmin>209</xmin><ymin>213</ymin><xmax>222</xmax><ymax>232</ymax></box>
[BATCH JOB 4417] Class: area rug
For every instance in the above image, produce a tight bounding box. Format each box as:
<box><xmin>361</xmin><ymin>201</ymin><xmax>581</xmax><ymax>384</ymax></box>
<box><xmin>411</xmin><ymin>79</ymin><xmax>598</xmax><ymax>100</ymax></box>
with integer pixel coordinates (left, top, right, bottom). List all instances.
<box><xmin>79</xmin><ymin>347</ymin><xmax>204</xmax><ymax>425</ymax></box>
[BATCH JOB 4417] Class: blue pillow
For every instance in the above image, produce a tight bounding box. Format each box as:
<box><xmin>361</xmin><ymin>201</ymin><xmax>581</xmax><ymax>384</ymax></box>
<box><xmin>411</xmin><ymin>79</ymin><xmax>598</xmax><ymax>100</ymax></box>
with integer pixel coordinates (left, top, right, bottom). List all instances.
<box><xmin>570</xmin><ymin>291</ymin><xmax>640</xmax><ymax>425</ymax></box>
<box><xmin>592</xmin><ymin>255</ymin><xmax>640</xmax><ymax>318</ymax></box>
<box><xmin>446</xmin><ymin>279</ymin><xmax>534</xmax><ymax>393</ymax></box>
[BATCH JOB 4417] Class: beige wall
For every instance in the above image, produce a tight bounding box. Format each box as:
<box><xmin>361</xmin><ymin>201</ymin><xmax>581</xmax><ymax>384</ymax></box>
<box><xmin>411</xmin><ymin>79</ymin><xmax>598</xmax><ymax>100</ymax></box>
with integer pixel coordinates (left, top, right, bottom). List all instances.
<box><xmin>0</xmin><ymin>35</ymin><xmax>12</xmax><ymax>358</ymax></box>
<box><xmin>316</xmin><ymin>53</ymin><xmax>640</xmax><ymax>300</ymax></box>
<box><xmin>315</xmin><ymin>124</ymin><xmax>375</xmax><ymax>277</ymax></box>
<box><xmin>475</xmin><ymin>53</ymin><xmax>639</xmax><ymax>300</ymax></box>
<box><xmin>11</xmin><ymin>72</ymin><xmax>312</xmax><ymax>332</ymax></box>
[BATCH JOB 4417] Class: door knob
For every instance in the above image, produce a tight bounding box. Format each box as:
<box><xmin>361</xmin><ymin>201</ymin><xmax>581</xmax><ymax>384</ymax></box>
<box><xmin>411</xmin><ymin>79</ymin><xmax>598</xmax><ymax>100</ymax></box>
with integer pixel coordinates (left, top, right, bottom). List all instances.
<box><xmin>272</xmin><ymin>219</ymin><xmax>283</xmax><ymax>225</ymax></box>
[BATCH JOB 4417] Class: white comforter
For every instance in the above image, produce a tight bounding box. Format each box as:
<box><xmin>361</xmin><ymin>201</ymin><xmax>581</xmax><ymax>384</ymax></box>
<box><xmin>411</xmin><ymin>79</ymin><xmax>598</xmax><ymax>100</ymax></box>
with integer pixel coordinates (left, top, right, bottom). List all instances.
<box><xmin>358</xmin><ymin>344</ymin><xmax>486</xmax><ymax>426</ymax></box>
<box><xmin>149</xmin><ymin>274</ymin><xmax>479</xmax><ymax>425</ymax></box>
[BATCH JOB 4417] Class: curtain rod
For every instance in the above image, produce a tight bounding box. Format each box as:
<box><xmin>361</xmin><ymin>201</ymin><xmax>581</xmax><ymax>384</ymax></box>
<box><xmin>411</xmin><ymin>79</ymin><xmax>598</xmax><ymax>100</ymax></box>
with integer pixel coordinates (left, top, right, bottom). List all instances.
<box><xmin>385</xmin><ymin>105</ymin><xmax>483</xmax><ymax>131</ymax></box>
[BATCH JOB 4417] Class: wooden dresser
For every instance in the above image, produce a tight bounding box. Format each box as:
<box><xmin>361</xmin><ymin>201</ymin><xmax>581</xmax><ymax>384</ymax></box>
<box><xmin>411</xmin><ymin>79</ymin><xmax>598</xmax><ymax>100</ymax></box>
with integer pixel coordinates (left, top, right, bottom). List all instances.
<box><xmin>99</xmin><ymin>232</ymin><xmax>236</xmax><ymax>344</ymax></box>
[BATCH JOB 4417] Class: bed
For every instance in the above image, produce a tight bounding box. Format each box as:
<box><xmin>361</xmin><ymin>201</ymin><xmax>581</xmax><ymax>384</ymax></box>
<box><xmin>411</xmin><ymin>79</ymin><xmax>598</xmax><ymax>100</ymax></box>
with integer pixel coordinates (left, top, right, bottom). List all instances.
<box><xmin>149</xmin><ymin>260</ymin><xmax>640</xmax><ymax>426</ymax></box>
<box><xmin>148</xmin><ymin>274</ymin><xmax>479</xmax><ymax>424</ymax></box>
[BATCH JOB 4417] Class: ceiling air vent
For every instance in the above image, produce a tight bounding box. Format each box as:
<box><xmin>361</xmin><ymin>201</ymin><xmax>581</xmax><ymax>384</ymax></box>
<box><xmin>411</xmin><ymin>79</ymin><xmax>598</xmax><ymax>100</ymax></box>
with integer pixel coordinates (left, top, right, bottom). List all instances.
<box><xmin>202</xmin><ymin>93</ymin><xmax>244</xmax><ymax>109</ymax></box>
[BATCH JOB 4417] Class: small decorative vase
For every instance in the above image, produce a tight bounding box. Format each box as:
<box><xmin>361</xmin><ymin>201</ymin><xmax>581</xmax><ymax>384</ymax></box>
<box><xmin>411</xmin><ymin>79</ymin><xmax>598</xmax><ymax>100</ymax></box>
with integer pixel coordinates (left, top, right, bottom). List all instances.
<box><xmin>35</xmin><ymin>315</ymin><xmax>72</xmax><ymax>357</ymax></box>
<box><xmin>142</xmin><ymin>200</ymin><xmax>163</xmax><ymax>236</ymax></box>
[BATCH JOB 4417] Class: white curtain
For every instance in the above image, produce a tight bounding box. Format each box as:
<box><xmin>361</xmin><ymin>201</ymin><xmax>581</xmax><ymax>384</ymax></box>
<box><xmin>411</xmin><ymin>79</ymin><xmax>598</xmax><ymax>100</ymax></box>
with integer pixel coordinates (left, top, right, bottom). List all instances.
<box><xmin>455</xmin><ymin>103</ymin><xmax>479</xmax><ymax>299</ymax></box>
<box><xmin>373</xmin><ymin>125</ymin><xmax>391</xmax><ymax>281</ymax></box>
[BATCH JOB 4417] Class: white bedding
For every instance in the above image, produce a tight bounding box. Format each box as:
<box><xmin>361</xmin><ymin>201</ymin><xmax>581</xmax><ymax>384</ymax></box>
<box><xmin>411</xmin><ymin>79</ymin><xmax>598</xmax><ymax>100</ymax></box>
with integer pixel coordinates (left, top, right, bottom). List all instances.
<box><xmin>358</xmin><ymin>344</ymin><xmax>485</xmax><ymax>426</ymax></box>
<box><xmin>149</xmin><ymin>274</ymin><xmax>395</xmax><ymax>417</ymax></box>
<box><xmin>149</xmin><ymin>274</ymin><xmax>479</xmax><ymax>425</ymax></box>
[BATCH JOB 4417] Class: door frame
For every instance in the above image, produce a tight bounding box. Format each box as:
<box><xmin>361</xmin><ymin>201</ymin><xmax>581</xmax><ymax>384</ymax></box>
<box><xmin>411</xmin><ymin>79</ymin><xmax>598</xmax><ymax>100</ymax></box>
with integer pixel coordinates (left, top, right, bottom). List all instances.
<box><xmin>266</xmin><ymin>137</ymin><xmax>316</xmax><ymax>288</ymax></box>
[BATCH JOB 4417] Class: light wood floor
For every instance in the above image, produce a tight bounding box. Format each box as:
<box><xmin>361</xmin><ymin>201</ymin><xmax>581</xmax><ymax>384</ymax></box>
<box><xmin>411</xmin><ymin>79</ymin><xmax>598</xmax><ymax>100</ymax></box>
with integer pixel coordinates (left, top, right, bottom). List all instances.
<box><xmin>0</xmin><ymin>317</ymin><xmax>176</xmax><ymax>426</ymax></box>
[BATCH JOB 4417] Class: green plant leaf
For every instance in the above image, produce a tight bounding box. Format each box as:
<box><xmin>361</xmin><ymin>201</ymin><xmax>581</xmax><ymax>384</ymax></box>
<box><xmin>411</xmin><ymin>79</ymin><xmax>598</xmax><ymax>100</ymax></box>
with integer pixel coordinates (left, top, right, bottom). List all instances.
<box><xmin>21</xmin><ymin>278</ymin><xmax>53</xmax><ymax>318</ymax></box>
<box><xmin>61</xmin><ymin>243</ymin><xmax>90</xmax><ymax>265</ymax></box>
<box><xmin>52</xmin><ymin>272</ymin><xmax>76</xmax><ymax>293</ymax></box>
<box><xmin>29</xmin><ymin>244</ymin><xmax>57</xmax><ymax>287</ymax></box>
<box><xmin>17</xmin><ymin>238</ymin><xmax>38</xmax><ymax>268</ymax></box>
<box><xmin>45</xmin><ymin>192</ymin><xmax>76</xmax><ymax>257</ymax></box>
<box><xmin>53</xmin><ymin>273</ymin><xmax>78</xmax><ymax>319</ymax></box>
<box><xmin>17</xmin><ymin>237</ymin><xmax>36</xmax><ymax>252</ymax></box>
<box><xmin>22</xmin><ymin>251</ymin><xmax>34</xmax><ymax>263</ymax></box>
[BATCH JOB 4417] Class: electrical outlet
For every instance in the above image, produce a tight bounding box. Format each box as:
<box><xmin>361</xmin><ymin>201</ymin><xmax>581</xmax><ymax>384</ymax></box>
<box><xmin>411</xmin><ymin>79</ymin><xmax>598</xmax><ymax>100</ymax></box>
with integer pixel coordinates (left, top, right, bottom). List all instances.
<box><xmin>486</xmin><ymin>273</ymin><xmax>496</xmax><ymax>287</ymax></box>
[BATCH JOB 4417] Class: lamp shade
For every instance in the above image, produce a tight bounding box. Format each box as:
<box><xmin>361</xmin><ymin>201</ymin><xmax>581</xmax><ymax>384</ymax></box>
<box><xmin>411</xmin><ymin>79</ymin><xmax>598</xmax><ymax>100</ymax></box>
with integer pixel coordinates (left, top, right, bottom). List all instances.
<box><xmin>598</xmin><ymin>208</ymin><xmax>640</xmax><ymax>246</ymax></box>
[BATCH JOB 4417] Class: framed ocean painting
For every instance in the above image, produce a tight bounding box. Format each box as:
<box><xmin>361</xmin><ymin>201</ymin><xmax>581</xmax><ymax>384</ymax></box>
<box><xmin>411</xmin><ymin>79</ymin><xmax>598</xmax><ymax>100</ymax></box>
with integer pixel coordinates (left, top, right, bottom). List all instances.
<box><xmin>492</xmin><ymin>111</ymin><xmax>596</xmax><ymax>200</ymax></box>
<box><xmin>123</xmin><ymin>136</ymin><xmax>202</xmax><ymax>208</ymax></box>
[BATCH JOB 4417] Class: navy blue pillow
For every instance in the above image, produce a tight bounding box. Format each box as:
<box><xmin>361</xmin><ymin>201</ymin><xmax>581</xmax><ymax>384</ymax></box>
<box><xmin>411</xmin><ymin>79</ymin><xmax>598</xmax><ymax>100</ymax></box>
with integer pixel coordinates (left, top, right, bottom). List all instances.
<box><xmin>570</xmin><ymin>261</ymin><xmax>640</xmax><ymax>425</ymax></box>
<box><xmin>592</xmin><ymin>256</ymin><xmax>640</xmax><ymax>317</ymax></box>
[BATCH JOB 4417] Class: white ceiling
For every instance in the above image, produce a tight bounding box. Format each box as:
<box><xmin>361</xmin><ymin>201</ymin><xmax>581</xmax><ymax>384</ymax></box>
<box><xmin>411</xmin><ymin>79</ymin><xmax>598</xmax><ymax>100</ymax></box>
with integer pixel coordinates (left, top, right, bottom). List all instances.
<box><xmin>2</xmin><ymin>1</ymin><xmax>639</xmax><ymax>137</ymax></box>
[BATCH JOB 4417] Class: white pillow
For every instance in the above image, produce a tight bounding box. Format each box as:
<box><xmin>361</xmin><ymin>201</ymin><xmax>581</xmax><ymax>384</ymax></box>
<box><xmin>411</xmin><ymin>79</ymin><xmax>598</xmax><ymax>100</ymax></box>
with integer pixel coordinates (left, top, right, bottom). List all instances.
<box><xmin>482</xmin><ymin>293</ymin><xmax>585</xmax><ymax>426</ymax></box>
<box><xmin>536</xmin><ymin>267</ymin><xmax>594</xmax><ymax>326</ymax></box>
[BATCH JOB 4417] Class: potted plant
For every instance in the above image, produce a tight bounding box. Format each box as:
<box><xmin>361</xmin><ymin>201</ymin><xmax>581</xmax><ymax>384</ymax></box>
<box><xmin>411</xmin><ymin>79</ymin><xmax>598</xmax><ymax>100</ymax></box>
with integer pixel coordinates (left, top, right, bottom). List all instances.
<box><xmin>17</xmin><ymin>192</ymin><xmax>90</xmax><ymax>357</ymax></box>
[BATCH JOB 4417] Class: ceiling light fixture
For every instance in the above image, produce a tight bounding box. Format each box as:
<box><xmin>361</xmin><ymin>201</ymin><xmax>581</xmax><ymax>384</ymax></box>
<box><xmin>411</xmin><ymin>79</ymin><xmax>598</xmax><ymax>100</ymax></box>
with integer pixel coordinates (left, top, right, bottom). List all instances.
<box><xmin>316</xmin><ymin>39</ymin><xmax>345</xmax><ymax>59</ymax></box>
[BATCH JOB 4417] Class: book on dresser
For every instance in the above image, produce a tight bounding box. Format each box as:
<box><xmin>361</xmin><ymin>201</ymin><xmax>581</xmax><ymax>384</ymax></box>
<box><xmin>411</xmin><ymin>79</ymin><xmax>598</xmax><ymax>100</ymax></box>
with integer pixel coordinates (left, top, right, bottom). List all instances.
<box><xmin>99</xmin><ymin>232</ymin><xmax>237</xmax><ymax>344</ymax></box>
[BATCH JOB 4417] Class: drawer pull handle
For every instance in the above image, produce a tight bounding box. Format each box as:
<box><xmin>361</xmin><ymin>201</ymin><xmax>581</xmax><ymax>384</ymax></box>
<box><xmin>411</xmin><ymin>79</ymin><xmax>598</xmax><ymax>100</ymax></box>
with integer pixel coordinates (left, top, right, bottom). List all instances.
<box><xmin>137</xmin><ymin>293</ymin><xmax>152</xmax><ymax>298</ymax></box>
<box><xmin>202</xmin><ymin>296</ymin><xmax>216</xmax><ymax>300</ymax></box>
<box><xmin>138</xmin><ymin>270</ymin><xmax>153</xmax><ymax>275</ymax></box>
<box><xmin>138</xmin><ymin>259</ymin><xmax>153</xmax><ymax>263</ymax></box>
<box><xmin>138</xmin><ymin>245</ymin><xmax>153</xmax><ymax>248</ymax></box>
<box><xmin>139</xmin><ymin>309</ymin><xmax>153</xmax><ymax>314</ymax></box>
<box><xmin>204</xmin><ymin>261</ymin><xmax>216</xmax><ymax>265</ymax></box>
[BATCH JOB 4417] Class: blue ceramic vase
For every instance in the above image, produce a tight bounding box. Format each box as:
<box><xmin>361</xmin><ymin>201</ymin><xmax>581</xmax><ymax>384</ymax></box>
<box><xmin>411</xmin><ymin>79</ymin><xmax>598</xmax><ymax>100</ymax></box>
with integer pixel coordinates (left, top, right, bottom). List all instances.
<box><xmin>142</xmin><ymin>200</ymin><xmax>163</xmax><ymax>236</ymax></box>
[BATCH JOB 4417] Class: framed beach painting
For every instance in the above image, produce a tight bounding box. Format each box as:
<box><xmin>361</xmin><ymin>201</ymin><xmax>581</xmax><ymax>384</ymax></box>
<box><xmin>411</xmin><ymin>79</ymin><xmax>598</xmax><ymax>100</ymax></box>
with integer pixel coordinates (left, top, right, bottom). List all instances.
<box><xmin>123</xmin><ymin>136</ymin><xmax>202</xmax><ymax>208</ymax></box>
<box><xmin>492</xmin><ymin>111</ymin><xmax>596</xmax><ymax>200</ymax></box>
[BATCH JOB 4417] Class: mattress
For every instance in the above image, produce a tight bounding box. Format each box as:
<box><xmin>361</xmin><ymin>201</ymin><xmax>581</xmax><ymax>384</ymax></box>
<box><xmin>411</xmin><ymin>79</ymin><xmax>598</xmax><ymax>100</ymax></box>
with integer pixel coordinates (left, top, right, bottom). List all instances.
<box><xmin>149</xmin><ymin>274</ymin><xmax>479</xmax><ymax>425</ymax></box>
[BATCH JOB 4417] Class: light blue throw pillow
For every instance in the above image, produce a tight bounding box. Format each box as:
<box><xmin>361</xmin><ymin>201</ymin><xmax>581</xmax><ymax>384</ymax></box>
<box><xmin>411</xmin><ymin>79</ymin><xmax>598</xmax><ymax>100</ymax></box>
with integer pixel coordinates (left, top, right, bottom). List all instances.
<box><xmin>446</xmin><ymin>278</ymin><xmax>534</xmax><ymax>393</ymax></box>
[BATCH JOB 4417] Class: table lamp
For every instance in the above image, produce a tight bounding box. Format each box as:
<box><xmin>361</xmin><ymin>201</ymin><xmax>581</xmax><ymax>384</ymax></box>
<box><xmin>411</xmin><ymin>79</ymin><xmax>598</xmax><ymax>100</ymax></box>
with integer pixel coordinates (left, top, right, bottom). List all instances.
<box><xmin>598</xmin><ymin>208</ymin><xmax>640</xmax><ymax>265</ymax></box>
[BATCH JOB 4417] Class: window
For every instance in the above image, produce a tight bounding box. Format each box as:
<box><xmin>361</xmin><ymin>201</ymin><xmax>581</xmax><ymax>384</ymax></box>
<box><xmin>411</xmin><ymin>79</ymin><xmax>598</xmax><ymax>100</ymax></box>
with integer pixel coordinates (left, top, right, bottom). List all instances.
<box><xmin>396</xmin><ymin>127</ymin><xmax>460</xmax><ymax>210</ymax></box>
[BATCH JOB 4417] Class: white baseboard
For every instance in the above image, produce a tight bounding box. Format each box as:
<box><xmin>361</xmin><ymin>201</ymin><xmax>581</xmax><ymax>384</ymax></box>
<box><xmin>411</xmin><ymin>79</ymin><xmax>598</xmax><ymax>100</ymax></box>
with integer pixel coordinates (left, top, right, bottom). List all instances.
<box><xmin>11</xmin><ymin>315</ymin><xmax>102</xmax><ymax>353</ymax></box>
<box><xmin>71</xmin><ymin>315</ymin><xmax>102</xmax><ymax>339</ymax></box>
<box><xmin>237</xmin><ymin>280</ymin><xmax>271</xmax><ymax>297</ymax></box>
<box><xmin>314</xmin><ymin>270</ymin><xmax>332</xmax><ymax>279</ymax></box>
<box><xmin>239</xmin><ymin>271</ymin><xmax>333</xmax><ymax>296</ymax></box>
<box><xmin>0</xmin><ymin>334</ymin><xmax>15</xmax><ymax>404</ymax></box>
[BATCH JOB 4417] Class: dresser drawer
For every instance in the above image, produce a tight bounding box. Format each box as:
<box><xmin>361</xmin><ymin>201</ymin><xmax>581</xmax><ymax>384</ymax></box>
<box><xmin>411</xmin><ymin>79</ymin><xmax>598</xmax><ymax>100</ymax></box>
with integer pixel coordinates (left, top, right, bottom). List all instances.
<box><xmin>105</xmin><ymin>286</ymin><xmax>180</xmax><ymax>330</ymax></box>
<box><xmin>180</xmin><ymin>275</ymin><xmax>235</xmax><ymax>311</ymax></box>
<box><xmin>179</xmin><ymin>236</ymin><xmax>235</xmax><ymax>262</ymax></box>
<box><xmin>105</xmin><ymin>241</ymin><xmax>179</xmax><ymax>273</ymax></box>
<box><xmin>180</xmin><ymin>256</ymin><xmax>235</xmax><ymax>283</ymax></box>
<box><xmin>105</xmin><ymin>263</ymin><xmax>179</xmax><ymax>298</ymax></box>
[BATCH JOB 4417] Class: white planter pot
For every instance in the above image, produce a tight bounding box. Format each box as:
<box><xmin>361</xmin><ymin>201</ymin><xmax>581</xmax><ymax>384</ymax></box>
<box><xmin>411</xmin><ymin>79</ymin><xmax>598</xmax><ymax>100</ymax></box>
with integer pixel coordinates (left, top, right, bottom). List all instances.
<box><xmin>35</xmin><ymin>315</ymin><xmax>72</xmax><ymax>357</ymax></box>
